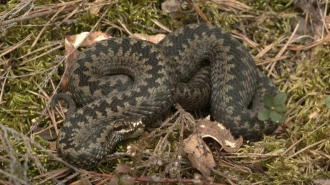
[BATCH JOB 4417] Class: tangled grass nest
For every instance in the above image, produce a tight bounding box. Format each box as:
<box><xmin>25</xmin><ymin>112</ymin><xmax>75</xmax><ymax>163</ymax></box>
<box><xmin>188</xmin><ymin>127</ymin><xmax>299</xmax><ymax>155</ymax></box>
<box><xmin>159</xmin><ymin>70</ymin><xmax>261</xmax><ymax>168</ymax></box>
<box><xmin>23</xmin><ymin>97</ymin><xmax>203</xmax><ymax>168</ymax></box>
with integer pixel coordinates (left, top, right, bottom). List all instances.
<box><xmin>0</xmin><ymin>0</ymin><xmax>330</xmax><ymax>184</ymax></box>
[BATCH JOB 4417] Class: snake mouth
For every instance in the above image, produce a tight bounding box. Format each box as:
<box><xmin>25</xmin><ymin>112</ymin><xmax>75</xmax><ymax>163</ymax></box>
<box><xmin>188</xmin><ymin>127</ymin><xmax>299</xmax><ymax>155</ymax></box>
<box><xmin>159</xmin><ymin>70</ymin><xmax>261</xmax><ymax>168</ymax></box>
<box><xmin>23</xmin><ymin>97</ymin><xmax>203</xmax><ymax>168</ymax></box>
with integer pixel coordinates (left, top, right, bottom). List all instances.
<box><xmin>112</xmin><ymin>118</ymin><xmax>145</xmax><ymax>139</ymax></box>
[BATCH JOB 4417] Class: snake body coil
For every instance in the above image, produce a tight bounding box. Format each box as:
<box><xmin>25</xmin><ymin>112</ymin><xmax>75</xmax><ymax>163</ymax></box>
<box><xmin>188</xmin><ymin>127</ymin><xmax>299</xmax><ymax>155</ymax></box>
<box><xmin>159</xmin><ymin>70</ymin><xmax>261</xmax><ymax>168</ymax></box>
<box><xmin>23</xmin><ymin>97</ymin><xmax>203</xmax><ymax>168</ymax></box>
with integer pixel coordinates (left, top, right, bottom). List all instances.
<box><xmin>53</xmin><ymin>24</ymin><xmax>278</xmax><ymax>168</ymax></box>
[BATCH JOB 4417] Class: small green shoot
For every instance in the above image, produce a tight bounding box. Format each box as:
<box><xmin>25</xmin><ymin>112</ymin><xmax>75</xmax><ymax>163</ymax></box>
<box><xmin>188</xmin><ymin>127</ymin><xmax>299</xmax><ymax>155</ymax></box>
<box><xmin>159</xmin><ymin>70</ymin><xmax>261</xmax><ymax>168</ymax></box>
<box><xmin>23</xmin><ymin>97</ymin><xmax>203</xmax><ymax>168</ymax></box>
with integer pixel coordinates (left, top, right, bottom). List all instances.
<box><xmin>326</xmin><ymin>95</ymin><xmax>330</xmax><ymax>108</ymax></box>
<box><xmin>258</xmin><ymin>92</ymin><xmax>287</xmax><ymax>123</ymax></box>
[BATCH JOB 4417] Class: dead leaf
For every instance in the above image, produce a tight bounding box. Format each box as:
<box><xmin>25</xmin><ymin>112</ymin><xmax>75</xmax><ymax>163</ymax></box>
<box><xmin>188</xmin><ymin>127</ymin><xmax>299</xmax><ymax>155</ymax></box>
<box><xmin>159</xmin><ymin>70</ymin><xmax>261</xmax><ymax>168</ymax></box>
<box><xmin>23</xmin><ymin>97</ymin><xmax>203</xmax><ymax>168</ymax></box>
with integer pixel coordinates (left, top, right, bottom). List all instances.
<box><xmin>313</xmin><ymin>178</ymin><xmax>330</xmax><ymax>185</ymax></box>
<box><xmin>49</xmin><ymin>141</ymin><xmax>57</xmax><ymax>152</ymax></box>
<box><xmin>90</xmin><ymin>0</ymin><xmax>107</xmax><ymax>15</ymax></box>
<box><xmin>34</xmin><ymin>126</ymin><xmax>57</xmax><ymax>141</ymax></box>
<box><xmin>130</xmin><ymin>33</ymin><xmax>166</xmax><ymax>44</ymax></box>
<box><xmin>182</xmin><ymin>133</ymin><xmax>215</xmax><ymax>178</ymax></box>
<box><xmin>62</xmin><ymin>32</ymin><xmax>111</xmax><ymax>91</ymax></box>
<box><xmin>119</xmin><ymin>175</ymin><xmax>135</xmax><ymax>185</ymax></box>
<box><xmin>308</xmin><ymin>110</ymin><xmax>318</xmax><ymax>119</ymax></box>
<box><xmin>161</xmin><ymin>0</ymin><xmax>183</xmax><ymax>18</ymax></box>
<box><xmin>114</xmin><ymin>164</ymin><xmax>131</xmax><ymax>174</ymax></box>
<box><xmin>181</xmin><ymin>118</ymin><xmax>243</xmax><ymax>178</ymax></box>
<box><xmin>322</xmin><ymin>32</ymin><xmax>330</xmax><ymax>46</ymax></box>
<box><xmin>196</xmin><ymin>119</ymin><xmax>243</xmax><ymax>153</ymax></box>
<box><xmin>326</xmin><ymin>15</ymin><xmax>330</xmax><ymax>30</ymax></box>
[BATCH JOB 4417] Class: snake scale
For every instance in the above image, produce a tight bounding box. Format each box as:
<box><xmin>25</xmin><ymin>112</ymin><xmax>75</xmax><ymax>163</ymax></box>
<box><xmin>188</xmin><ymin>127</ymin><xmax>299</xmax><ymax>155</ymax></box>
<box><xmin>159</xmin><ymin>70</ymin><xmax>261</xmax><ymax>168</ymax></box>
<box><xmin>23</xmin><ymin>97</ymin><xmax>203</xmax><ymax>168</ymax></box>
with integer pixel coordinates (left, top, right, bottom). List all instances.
<box><xmin>52</xmin><ymin>24</ymin><xmax>278</xmax><ymax>168</ymax></box>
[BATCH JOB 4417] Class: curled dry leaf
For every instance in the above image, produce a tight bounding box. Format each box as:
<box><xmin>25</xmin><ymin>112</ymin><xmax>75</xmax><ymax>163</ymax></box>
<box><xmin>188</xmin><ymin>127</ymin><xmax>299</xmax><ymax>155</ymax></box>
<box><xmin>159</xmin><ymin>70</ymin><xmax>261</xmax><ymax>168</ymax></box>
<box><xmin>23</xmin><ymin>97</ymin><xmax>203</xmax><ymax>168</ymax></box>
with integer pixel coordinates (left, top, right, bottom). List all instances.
<box><xmin>62</xmin><ymin>32</ymin><xmax>112</xmax><ymax>91</ymax></box>
<box><xmin>130</xmin><ymin>33</ymin><xmax>166</xmax><ymax>44</ymax></box>
<box><xmin>182</xmin><ymin>133</ymin><xmax>215</xmax><ymax>178</ymax></box>
<box><xmin>182</xmin><ymin>118</ymin><xmax>243</xmax><ymax>178</ymax></box>
<box><xmin>196</xmin><ymin>119</ymin><xmax>243</xmax><ymax>153</ymax></box>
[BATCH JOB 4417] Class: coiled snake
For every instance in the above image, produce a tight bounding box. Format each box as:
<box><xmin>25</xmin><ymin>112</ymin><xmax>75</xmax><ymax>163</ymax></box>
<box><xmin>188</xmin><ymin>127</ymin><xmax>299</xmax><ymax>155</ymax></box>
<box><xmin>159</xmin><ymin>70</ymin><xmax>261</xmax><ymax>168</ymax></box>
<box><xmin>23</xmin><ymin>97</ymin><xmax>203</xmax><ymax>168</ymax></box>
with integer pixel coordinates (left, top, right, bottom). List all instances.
<box><xmin>51</xmin><ymin>24</ymin><xmax>278</xmax><ymax>168</ymax></box>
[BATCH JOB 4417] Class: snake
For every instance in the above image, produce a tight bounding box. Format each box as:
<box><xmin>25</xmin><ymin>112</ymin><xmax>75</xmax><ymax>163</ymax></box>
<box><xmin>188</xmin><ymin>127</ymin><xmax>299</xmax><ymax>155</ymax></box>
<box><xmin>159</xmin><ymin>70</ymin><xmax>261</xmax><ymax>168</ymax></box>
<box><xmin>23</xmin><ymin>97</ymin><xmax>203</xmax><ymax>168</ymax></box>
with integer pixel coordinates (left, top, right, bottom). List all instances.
<box><xmin>51</xmin><ymin>24</ymin><xmax>278</xmax><ymax>169</ymax></box>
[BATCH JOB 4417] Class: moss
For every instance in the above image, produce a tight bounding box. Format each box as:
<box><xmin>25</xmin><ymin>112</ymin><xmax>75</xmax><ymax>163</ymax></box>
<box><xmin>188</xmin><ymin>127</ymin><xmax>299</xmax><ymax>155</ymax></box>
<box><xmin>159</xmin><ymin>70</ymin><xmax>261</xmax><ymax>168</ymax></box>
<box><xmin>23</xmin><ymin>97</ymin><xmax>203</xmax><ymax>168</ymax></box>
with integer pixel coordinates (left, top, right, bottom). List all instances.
<box><xmin>245</xmin><ymin>0</ymin><xmax>294</xmax><ymax>12</ymax></box>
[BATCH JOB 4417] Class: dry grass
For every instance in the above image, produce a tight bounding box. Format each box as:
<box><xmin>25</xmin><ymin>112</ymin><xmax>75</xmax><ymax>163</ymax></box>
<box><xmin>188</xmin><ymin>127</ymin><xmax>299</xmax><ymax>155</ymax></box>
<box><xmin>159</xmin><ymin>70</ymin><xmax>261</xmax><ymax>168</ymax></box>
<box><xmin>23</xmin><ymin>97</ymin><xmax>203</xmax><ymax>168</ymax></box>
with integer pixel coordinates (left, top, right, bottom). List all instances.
<box><xmin>0</xmin><ymin>0</ymin><xmax>329</xmax><ymax>184</ymax></box>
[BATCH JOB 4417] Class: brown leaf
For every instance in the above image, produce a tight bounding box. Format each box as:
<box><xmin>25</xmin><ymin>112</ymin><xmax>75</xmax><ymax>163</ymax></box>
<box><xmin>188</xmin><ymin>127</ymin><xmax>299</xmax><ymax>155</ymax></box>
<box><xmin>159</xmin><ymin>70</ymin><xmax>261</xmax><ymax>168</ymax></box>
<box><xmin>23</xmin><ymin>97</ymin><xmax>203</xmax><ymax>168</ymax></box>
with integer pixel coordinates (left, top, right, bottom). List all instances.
<box><xmin>114</xmin><ymin>163</ymin><xmax>131</xmax><ymax>174</ymax></box>
<box><xmin>89</xmin><ymin>0</ymin><xmax>107</xmax><ymax>15</ymax></box>
<box><xmin>181</xmin><ymin>118</ymin><xmax>243</xmax><ymax>178</ymax></box>
<box><xmin>49</xmin><ymin>141</ymin><xmax>57</xmax><ymax>152</ymax></box>
<box><xmin>313</xmin><ymin>178</ymin><xmax>330</xmax><ymax>185</ymax></box>
<box><xmin>34</xmin><ymin>127</ymin><xmax>57</xmax><ymax>141</ymax></box>
<box><xmin>80</xmin><ymin>176</ymin><xmax>92</xmax><ymax>185</ymax></box>
<box><xmin>326</xmin><ymin>15</ymin><xmax>330</xmax><ymax>30</ymax></box>
<box><xmin>197</xmin><ymin>118</ymin><xmax>243</xmax><ymax>153</ymax></box>
<box><xmin>322</xmin><ymin>32</ymin><xmax>330</xmax><ymax>46</ymax></box>
<box><xmin>182</xmin><ymin>133</ymin><xmax>215</xmax><ymax>178</ymax></box>
<box><xmin>161</xmin><ymin>0</ymin><xmax>183</xmax><ymax>18</ymax></box>
<box><xmin>130</xmin><ymin>33</ymin><xmax>166</xmax><ymax>44</ymax></box>
<box><xmin>119</xmin><ymin>175</ymin><xmax>135</xmax><ymax>185</ymax></box>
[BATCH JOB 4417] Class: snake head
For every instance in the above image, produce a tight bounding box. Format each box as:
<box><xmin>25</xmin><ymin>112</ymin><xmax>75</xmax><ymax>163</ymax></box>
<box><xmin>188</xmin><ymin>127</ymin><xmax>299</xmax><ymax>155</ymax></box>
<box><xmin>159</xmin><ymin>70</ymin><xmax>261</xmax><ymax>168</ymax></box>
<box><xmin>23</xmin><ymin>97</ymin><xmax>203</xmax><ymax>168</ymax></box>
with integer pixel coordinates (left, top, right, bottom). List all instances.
<box><xmin>112</xmin><ymin>118</ymin><xmax>145</xmax><ymax>140</ymax></box>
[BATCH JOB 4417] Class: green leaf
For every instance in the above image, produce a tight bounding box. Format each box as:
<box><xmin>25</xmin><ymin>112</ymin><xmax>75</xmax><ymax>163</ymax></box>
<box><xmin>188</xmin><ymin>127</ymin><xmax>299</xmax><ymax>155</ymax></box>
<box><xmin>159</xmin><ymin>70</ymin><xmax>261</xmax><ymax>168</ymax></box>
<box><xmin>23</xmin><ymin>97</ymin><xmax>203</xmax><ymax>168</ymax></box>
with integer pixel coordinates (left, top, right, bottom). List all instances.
<box><xmin>274</xmin><ymin>103</ymin><xmax>287</xmax><ymax>112</ymax></box>
<box><xmin>274</xmin><ymin>92</ymin><xmax>287</xmax><ymax>104</ymax></box>
<box><xmin>326</xmin><ymin>95</ymin><xmax>330</xmax><ymax>108</ymax></box>
<box><xmin>279</xmin><ymin>114</ymin><xmax>287</xmax><ymax>123</ymax></box>
<box><xmin>258</xmin><ymin>109</ymin><xmax>271</xmax><ymax>121</ymax></box>
<box><xmin>270</xmin><ymin>110</ymin><xmax>282</xmax><ymax>122</ymax></box>
<box><xmin>263</xmin><ymin>93</ymin><xmax>274</xmax><ymax>108</ymax></box>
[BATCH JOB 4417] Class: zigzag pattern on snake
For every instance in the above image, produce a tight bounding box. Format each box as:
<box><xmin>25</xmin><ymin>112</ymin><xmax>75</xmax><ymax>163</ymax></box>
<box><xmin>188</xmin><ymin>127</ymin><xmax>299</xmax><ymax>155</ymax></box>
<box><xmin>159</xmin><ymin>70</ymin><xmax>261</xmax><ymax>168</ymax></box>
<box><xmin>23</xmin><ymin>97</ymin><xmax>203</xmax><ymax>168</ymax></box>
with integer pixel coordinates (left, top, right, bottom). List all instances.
<box><xmin>52</xmin><ymin>24</ymin><xmax>278</xmax><ymax>169</ymax></box>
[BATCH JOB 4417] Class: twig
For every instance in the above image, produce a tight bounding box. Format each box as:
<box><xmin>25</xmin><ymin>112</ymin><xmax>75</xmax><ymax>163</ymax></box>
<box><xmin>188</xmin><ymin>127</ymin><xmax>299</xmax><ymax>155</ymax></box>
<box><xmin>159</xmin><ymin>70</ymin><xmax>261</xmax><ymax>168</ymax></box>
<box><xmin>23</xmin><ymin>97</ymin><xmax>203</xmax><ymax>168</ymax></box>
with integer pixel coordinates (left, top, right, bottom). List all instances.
<box><xmin>0</xmin><ymin>68</ymin><xmax>53</xmax><ymax>80</ymax></box>
<box><xmin>0</xmin><ymin>71</ymin><xmax>8</xmax><ymax>104</ymax></box>
<box><xmin>30</xmin><ymin>4</ymin><xmax>68</xmax><ymax>49</ymax></box>
<box><xmin>256</xmin><ymin>56</ymin><xmax>289</xmax><ymax>66</ymax></box>
<box><xmin>18</xmin><ymin>40</ymin><xmax>63</xmax><ymax>62</ymax></box>
<box><xmin>288</xmin><ymin>139</ymin><xmax>326</xmax><ymax>159</ymax></box>
<box><xmin>0</xmin><ymin>124</ymin><xmax>82</xmax><ymax>184</ymax></box>
<box><xmin>0</xmin><ymin>0</ymin><xmax>34</xmax><ymax>21</ymax></box>
<box><xmin>20</xmin><ymin>42</ymin><xmax>64</xmax><ymax>66</ymax></box>
<box><xmin>88</xmin><ymin>171</ymin><xmax>226</xmax><ymax>184</ymax></box>
<box><xmin>267</xmin><ymin>21</ymin><xmax>301</xmax><ymax>76</ymax></box>
<box><xmin>210</xmin><ymin>0</ymin><xmax>250</xmax><ymax>11</ymax></box>
<box><xmin>254</xmin><ymin>36</ymin><xmax>286</xmax><ymax>59</ymax></box>
<box><xmin>0</xmin><ymin>33</ymin><xmax>32</xmax><ymax>58</ymax></box>
<box><xmin>151</xmin><ymin>19</ymin><xmax>172</xmax><ymax>33</ymax></box>
<box><xmin>185</xmin><ymin>0</ymin><xmax>211</xmax><ymax>24</ymax></box>
<box><xmin>282</xmin><ymin>121</ymin><xmax>329</xmax><ymax>158</ymax></box>
<box><xmin>0</xmin><ymin>6</ymin><xmax>76</xmax><ymax>27</ymax></box>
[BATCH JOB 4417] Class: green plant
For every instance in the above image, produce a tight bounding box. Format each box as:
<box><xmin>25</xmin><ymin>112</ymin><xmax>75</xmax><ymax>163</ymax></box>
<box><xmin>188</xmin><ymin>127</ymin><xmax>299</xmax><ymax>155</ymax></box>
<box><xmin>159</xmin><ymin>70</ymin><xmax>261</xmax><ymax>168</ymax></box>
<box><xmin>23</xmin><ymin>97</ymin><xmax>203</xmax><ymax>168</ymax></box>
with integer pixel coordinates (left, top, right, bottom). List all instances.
<box><xmin>326</xmin><ymin>95</ymin><xmax>330</xmax><ymax>108</ymax></box>
<box><xmin>258</xmin><ymin>92</ymin><xmax>287</xmax><ymax>123</ymax></box>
